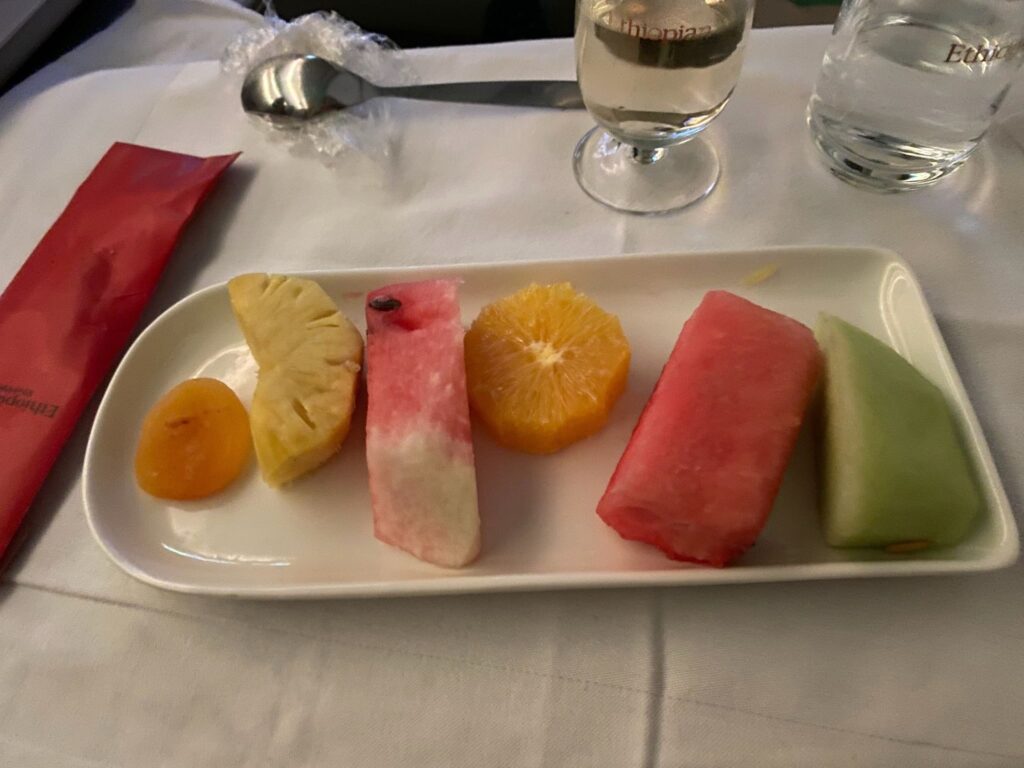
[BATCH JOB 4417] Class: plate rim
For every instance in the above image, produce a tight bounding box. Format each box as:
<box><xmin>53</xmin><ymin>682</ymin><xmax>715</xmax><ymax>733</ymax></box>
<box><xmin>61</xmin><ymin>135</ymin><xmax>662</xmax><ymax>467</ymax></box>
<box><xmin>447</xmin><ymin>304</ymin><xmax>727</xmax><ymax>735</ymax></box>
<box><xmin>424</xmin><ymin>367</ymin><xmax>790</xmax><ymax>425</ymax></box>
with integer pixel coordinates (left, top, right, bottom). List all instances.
<box><xmin>82</xmin><ymin>245</ymin><xmax>1020</xmax><ymax>598</ymax></box>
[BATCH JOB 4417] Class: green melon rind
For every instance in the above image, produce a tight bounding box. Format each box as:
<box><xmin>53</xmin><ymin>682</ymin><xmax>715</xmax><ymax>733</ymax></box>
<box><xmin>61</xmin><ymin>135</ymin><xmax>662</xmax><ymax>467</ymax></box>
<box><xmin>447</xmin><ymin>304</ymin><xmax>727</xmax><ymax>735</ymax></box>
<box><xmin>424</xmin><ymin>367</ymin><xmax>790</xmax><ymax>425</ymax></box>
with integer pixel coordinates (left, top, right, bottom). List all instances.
<box><xmin>816</xmin><ymin>314</ymin><xmax>982</xmax><ymax>549</ymax></box>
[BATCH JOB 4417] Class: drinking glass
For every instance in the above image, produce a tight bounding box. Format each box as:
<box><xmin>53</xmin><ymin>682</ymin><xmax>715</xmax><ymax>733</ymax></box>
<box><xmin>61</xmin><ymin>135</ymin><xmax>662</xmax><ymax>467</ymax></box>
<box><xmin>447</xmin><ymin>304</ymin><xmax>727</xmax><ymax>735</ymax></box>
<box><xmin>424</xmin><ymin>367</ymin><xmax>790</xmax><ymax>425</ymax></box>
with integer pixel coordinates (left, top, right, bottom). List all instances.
<box><xmin>573</xmin><ymin>0</ymin><xmax>756</xmax><ymax>214</ymax></box>
<box><xmin>808</xmin><ymin>0</ymin><xmax>1024</xmax><ymax>191</ymax></box>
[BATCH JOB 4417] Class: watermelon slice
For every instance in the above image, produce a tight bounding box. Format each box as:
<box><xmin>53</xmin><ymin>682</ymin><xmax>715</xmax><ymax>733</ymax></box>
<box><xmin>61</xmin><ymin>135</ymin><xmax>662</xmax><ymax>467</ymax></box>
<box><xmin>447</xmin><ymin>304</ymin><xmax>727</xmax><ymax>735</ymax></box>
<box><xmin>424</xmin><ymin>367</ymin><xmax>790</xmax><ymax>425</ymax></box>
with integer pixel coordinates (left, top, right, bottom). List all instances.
<box><xmin>596</xmin><ymin>291</ymin><xmax>821</xmax><ymax>567</ymax></box>
<box><xmin>364</xmin><ymin>280</ymin><xmax>480</xmax><ymax>568</ymax></box>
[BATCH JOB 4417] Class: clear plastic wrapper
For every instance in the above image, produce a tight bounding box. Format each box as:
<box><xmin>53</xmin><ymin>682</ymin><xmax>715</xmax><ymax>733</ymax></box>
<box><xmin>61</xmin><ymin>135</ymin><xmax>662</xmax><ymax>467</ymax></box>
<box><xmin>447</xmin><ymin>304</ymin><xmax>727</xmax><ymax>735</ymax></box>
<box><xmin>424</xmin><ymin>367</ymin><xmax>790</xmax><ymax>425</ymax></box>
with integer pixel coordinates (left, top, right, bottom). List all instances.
<box><xmin>222</xmin><ymin>8</ymin><xmax>414</xmax><ymax>163</ymax></box>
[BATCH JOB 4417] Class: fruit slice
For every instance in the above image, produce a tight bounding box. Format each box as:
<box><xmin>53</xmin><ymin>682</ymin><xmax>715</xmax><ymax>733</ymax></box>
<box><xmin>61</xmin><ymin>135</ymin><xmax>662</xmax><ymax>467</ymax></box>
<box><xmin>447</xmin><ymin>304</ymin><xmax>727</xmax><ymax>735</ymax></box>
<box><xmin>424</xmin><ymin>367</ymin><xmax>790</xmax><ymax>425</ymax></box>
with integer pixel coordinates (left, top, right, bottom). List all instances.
<box><xmin>228</xmin><ymin>274</ymin><xmax>362</xmax><ymax>487</ymax></box>
<box><xmin>817</xmin><ymin>314</ymin><xmax>982</xmax><ymax>549</ymax></box>
<box><xmin>464</xmin><ymin>283</ymin><xmax>630</xmax><ymax>454</ymax></box>
<box><xmin>596</xmin><ymin>291</ymin><xmax>821</xmax><ymax>567</ymax></box>
<box><xmin>135</xmin><ymin>378</ymin><xmax>250</xmax><ymax>500</ymax></box>
<box><xmin>365</xmin><ymin>280</ymin><xmax>480</xmax><ymax>568</ymax></box>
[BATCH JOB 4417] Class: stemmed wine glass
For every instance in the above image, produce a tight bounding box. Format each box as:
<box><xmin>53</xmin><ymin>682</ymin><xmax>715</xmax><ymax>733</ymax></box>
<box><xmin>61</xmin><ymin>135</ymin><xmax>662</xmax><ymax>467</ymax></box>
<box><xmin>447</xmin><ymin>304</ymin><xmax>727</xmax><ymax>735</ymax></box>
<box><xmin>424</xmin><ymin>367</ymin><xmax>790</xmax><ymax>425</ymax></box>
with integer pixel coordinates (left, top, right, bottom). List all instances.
<box><xmin>573</xmin><ymin>0</ymin><xmax>755</xmax><ymax>213</ymax></box>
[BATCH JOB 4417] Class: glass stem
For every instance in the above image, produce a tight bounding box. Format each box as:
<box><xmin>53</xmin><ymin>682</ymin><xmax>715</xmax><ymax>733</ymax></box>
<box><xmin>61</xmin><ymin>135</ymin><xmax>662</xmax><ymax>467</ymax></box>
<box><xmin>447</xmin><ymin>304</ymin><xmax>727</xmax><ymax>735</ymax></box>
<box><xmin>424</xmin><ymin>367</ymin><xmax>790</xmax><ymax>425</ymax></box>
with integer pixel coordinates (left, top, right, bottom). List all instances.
<box><xmin>630</xmin><ymin>146</ymin><xmax>665</xmax><ymax>165</ymax></box>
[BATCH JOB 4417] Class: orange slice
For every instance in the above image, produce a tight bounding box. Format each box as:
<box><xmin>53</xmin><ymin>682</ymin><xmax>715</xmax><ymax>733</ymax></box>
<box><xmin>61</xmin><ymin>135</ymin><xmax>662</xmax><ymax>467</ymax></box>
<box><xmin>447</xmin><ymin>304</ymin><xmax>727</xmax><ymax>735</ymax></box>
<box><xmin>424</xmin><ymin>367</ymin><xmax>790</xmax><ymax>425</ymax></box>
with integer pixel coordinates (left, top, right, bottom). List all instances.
<box><xmin>134</xmin><ymin>378</ymin><xmax>251</xmax><ymax>500</ymax></box>
<box><xmin>464</xmin><ymin>283</ymin><xmax>630</xmax><ymax>454</ymax></box>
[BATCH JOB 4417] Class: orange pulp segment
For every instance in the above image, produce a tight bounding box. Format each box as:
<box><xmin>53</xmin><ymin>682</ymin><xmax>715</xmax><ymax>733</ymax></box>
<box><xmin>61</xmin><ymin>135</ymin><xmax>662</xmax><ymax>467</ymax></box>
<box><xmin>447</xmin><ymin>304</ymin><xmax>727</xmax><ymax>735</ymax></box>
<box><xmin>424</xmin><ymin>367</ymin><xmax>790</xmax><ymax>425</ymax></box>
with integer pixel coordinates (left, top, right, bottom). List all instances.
<box><xmin>134</xmin><ymin>378</ymin><xmax>251</xmax><ymax>500</ymax></box>
<box><xmin>464</xmin><ymin>283</ymin><xmax>631</xmax><ymax>454</ymax></box>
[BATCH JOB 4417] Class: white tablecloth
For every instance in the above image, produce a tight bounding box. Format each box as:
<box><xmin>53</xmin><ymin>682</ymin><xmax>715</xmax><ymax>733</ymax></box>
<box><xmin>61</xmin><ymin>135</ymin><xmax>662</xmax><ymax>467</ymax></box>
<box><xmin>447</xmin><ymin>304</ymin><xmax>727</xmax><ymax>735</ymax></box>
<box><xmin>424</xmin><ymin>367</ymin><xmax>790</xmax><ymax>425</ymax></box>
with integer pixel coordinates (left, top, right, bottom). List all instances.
<box><xmin>2</xmin><ymin>2</ymin><xmax>1023</xmax><ymax>765</ymax></box>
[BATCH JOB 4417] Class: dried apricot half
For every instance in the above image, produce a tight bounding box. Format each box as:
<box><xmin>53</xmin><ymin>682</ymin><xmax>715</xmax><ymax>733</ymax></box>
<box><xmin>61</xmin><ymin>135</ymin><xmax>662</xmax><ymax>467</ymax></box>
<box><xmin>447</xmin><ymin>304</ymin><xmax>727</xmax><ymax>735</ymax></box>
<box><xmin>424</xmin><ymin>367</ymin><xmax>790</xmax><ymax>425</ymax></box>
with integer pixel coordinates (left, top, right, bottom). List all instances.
<box><xmin>134</xmin><ymin>378</ymin><xmax>250</xmax><ymax>500</ymax></box>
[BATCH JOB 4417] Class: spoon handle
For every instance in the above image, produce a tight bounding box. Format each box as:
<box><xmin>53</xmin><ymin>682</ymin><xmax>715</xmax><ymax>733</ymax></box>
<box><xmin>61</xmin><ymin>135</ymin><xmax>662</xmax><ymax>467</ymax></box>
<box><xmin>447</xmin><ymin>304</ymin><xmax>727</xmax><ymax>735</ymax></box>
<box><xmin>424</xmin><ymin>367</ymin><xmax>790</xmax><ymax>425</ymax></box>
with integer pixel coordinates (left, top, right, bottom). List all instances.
<box><xmin>375</xmin><ymin>80</ymin><xmax>584</xmax><ymax>110</ymax></box>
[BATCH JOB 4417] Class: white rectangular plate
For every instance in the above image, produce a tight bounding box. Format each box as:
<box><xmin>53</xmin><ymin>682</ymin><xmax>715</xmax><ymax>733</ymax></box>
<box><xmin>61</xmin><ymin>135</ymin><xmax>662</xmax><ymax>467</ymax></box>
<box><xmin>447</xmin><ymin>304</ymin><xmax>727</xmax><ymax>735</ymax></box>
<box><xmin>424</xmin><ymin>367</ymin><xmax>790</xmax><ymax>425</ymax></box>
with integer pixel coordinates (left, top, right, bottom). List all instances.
<box><xmin>83</xmin><ymin>247</ymin><xmax>1018</xmax><ymax>598</ymax></box>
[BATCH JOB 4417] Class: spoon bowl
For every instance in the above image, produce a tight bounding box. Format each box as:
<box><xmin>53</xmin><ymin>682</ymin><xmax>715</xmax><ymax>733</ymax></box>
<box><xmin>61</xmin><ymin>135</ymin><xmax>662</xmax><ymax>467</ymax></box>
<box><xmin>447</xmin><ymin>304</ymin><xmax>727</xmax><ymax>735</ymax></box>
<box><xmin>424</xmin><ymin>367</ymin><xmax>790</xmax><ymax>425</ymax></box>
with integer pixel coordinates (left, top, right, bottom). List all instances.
<box><xmin>242</xmin><ymin>55</ymin><xmax>356</xmax><ymax>125</ymax></box>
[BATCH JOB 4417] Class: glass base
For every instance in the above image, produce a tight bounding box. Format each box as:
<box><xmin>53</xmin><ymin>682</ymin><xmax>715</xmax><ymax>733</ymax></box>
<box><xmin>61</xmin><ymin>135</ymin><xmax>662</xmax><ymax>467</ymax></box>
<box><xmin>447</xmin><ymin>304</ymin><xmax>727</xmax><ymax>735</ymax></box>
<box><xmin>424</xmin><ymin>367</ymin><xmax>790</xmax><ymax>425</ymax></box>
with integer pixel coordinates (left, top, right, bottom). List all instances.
<box><xmin>808</xmin><ymin>108</ymin><xmax>975</xmax><ymax>193</ymax></box>
<box><xmin>572</xmin><ymin>127</ymin><xmax>720</xmax><ymax>214</ymax></box>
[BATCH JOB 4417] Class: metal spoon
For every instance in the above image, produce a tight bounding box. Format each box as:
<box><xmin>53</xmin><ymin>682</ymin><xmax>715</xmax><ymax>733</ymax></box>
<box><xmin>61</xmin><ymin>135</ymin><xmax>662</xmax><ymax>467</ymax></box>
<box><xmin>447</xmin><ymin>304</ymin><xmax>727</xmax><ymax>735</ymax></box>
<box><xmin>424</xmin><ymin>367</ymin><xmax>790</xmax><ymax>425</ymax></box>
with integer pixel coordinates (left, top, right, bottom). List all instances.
<box><xmin>241</xmin><ymin>54</ymin><xmax>584</xmax><ymax>125</ymax></box>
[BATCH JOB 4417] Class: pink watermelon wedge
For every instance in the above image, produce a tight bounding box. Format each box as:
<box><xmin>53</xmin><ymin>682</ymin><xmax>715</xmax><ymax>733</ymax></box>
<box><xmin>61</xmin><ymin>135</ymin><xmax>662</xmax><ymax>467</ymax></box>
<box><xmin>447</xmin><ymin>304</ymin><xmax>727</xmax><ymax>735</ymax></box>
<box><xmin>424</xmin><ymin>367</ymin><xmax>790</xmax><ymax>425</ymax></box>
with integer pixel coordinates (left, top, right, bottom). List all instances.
<box><xmin>596</xmin><ymin>291</ymin><xmax>821</xmax><ymax>567</ymax></box>
<box><xmin>364</xmin><ymin>279</ymin><xmax>481</xmax><ymax>568</ymax></box>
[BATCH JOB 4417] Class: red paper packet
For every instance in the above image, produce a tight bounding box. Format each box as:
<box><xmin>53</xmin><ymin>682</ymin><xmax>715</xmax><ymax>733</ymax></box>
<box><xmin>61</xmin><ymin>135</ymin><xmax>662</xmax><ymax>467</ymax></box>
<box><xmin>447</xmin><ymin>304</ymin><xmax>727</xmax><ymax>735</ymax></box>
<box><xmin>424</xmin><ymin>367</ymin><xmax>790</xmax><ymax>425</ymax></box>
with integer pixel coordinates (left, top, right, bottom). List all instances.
<box><xmin>0</xmin><ymin>142</ymin><xmax>239</xmax><ymax>561</ymax></box>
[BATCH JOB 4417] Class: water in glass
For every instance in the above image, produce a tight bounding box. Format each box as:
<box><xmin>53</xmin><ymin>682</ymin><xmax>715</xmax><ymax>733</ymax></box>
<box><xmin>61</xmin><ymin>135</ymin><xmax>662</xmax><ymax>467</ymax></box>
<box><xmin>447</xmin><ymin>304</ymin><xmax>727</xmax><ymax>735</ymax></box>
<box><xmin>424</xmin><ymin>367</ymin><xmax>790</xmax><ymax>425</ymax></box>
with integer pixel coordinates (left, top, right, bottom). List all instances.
<box><xmin>808</xmin><ymin>0</ymin><xmax>1024</xmax><ymax>190</ymax></box>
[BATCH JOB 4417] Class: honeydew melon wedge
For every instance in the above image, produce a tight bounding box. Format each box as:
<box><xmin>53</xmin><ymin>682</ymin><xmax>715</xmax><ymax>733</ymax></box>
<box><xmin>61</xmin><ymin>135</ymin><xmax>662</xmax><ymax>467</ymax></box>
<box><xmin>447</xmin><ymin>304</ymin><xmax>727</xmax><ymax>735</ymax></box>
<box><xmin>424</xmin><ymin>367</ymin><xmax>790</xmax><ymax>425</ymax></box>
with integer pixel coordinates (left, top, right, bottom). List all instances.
<box><xmin>816</xmin><ymin>314</ymin><xmax>982</xmax><ymax>551</ymax></box>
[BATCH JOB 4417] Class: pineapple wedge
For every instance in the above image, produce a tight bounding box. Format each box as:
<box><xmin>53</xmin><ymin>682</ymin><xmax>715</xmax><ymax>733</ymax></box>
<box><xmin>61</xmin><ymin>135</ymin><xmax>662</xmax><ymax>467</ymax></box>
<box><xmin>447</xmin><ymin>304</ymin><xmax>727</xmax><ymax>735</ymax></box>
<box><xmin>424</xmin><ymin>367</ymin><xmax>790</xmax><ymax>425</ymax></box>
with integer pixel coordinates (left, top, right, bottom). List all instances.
<box><xmin>228</xmin><ymin>274</ymin><xmax>363</xmax><ymax>487</ymax></box>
